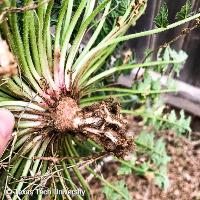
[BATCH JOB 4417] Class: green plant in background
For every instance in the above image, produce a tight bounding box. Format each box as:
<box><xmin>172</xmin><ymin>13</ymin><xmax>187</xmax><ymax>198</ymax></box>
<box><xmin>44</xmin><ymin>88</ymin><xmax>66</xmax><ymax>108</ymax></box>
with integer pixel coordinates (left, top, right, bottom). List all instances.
<box><xmin>0</xmin><ymin>0</ymin><xmax>198</xmax><ymax>199</ymax></box>
<box><xmin>176</xmin><ymin>0</ymin><xmax>192</xmax><ymax>20</ymax></box>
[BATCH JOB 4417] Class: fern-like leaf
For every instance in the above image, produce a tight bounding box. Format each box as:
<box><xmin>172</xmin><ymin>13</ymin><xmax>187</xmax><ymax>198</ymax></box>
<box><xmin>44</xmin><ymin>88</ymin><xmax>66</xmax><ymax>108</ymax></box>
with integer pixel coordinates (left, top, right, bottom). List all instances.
<box><xmin>154</xmin><ymin>2</ymin><xmax>169</xmax><ymax>28</ymax></box>
<box><xmin>176</xmin><ymin>0</ymin><xmax>192</xmax><ymax>21</ymax></box>
<box><xmin>102</xmin><ymin>180</ymin><xmax>131</xmax><ymax>200</ymax></box>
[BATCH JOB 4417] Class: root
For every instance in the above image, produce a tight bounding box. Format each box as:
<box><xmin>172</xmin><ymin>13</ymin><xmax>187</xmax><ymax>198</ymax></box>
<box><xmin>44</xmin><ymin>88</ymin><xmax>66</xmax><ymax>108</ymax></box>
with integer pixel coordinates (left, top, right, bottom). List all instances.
<box><xmin>48</xmin><ymin>97</ymin><xmax>134</xmax><ymax>157</ymax></box>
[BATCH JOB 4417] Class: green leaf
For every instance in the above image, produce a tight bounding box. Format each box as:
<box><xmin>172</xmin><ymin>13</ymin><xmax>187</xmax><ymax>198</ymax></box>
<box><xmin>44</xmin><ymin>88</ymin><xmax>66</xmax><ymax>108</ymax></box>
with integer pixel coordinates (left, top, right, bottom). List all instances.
<box><xmin>157</xmin><ymin>47</ymin><xmax>188</xmax><ymax>75</ymax></box>
<box><xmin>136</xmin><ymin>131</ymin><xmax>155</xmax><ymax>151</ymax></box>
<box><xmin>154</xmin><ymin>166</ymin><xmax>169</xmax><ymax>189</ymax></box>
<box><xmin>136</xmin><ymin>131</ymin><xmax>170</xmax><ymax>166</ymax></box>
<box><xmin>117</xmin><ymin>155</ymin><xmax>136</xmax><ymax>175</ymax></box>
<box><xmin>116</xmin><ymin>130</ymin><xmax>170</xmax><ymax>189</ymax></box>
<box><xmin>143</xmin><ymin>106</ymin><xmax>191</xmax><ymax>135</ymax></box>
<box><xmin>176</xmin><ymin>0</ymin><xmax>192</xmax><ymax>21</ymax></box>
<box><xmin>168</xmin><ymin>48</ymin><xmax>188</xmax><ymax>76</ymax></box>
<box><xmin>102</xmin><ymin>180</ymin><xmax>131</xmax><ymax>200</ymax></box>
<box><xmin>138</xmin><ymin>162</ymin><xmax>150</xmax><ymax>174</ymax></box>
<box><xmin>134</xmin><ymin>131</ymin><xmax>171</xmax><ymax>189</ymax></box>
<box><xmin>152</xmin><ymin>138</ymin><xmax>170</xmax><ymax>166</ymax></box>
<box><xmin>154</xmin><ymin>2</ymin><xmax>169</xmax><ymax>28</ymax></box>
<box><xmin>132</xmin><ymin>71</ymin><xmax>162</xmax><ymax>99</ymax></box>
<box><xmin>95</xmin><ymin>0</ymin><xmax>130</xmax><ymax>44</ymax></box>
<box><xmin>165</xmin><ymin>110</ymin><xmax>192</xmax><ymax>135</ymax></box>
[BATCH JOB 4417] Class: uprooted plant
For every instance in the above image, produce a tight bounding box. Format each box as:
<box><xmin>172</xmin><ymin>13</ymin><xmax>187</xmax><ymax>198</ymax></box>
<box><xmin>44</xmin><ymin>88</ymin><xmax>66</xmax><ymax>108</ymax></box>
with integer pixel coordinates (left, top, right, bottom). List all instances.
<box><xmin>0</xmin><ymin>0</ymin><xmax>198</xmax><ymax>199</ymax></box>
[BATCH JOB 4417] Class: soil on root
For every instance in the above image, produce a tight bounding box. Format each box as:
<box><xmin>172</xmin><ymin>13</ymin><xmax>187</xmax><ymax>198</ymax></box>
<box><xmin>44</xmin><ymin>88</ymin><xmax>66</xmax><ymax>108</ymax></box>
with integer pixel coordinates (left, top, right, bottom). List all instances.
<box><xmin>90</xmin><ymin>130</ymin><xmax>200</xmax><ymax>200</ymax></box>
<box><xmin>48</xmin><ymin>97</ymin><xmax>134</xmax><ymax>157</ymax></box>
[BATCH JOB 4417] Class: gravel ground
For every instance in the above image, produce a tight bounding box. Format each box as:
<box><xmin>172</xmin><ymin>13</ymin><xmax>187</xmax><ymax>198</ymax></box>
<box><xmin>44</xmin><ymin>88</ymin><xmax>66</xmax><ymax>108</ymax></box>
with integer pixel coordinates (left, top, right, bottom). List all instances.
<box><xmin>90</xmin><ymin>129</ymin><xmax>200</xmax><ymax>200</ymax></box>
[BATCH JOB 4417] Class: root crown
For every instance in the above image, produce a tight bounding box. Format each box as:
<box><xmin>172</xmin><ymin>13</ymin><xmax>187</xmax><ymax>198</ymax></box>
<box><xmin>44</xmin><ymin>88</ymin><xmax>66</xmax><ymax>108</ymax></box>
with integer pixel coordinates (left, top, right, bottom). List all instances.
<box><xmin>53</xmin><ymin>97</ymin><xmax>80</xmax><ymax>132</ymax></box>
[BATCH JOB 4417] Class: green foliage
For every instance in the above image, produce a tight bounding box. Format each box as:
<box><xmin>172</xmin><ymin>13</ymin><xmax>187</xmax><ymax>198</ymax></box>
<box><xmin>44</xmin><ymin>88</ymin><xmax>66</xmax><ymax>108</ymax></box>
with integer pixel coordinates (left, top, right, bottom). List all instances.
<box><xmin>162</xmin><ymin>110</ymin><xmax>191</xmax><ymax>135</ymax></box>
<box><xmin>154</xmin><ymin>2</ymin><xmax>169</xmax><ymax>28</ymax></box>
<box><xmin>118</xmin><ymin>155</ymin><xmax>136</xmax><ymax>175</ymax></box>
<box><xmin>109</xmin><ymin>0</ymin><xmax>130</xmax><ymax>18</ymax></box>
<box><xmin>176</xmin><ymin>0</ymin><xmax>192</xmax><ymax>21</ymax></box>
<box><xmin>102</xmin><ymin>180</ymin><xmax>131</xmax><ymax>200</ymax></box>
<box><xmin>154</xmin><ymin>165</ymin><xmax>169</xmax><ymax>189</ymax></box>
<box><xmin>144</xmin><ymin>106</ymin><xmax>191</xmax><ymax>135</ymax></box>
<box><xmin>117</xmin><ymin>131</ymin><xmax>170</xmax><ymax>189</ymax></box>
<box><xmin>155</xmin><ymin>1</ymin><xmax>193</xmax><ymax>27</ymax></box>
<box><xmin>157</xmin><ymin>47</ymin><xmax>188</xmax><ymax>76</ymax></box>
<box><xmin>133</xmin><ymin>71</ymin><xmax>161</xmax><ymax>96</ymax></box>
<box><xmin>94</xmin><ymin>0</ymin><xmax>130</xmax><ymax>44</ymax></box>
<box><xmin>136</xmin><ymin>132</ymin><xmax>170</xmax><ymax>166</ymax></box>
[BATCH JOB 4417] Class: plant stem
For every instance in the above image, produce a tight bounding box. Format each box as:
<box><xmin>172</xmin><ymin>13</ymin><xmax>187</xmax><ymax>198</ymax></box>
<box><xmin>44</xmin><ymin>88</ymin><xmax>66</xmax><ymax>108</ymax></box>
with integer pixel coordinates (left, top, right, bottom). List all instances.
<box><xmin>54</xmin><ymin>0</ymin><xmax>69</xmax><ymax>52</ymax></box>
<box><xmin>61</xmin><ymin>0</ymin><xmax>74</xmax><ymax>45</ymax></box>
<box><xmin>32</xmin><ymin>138</ymin><xmax>50</xmax><ymax>174</ymax></box>
<box><xmin>60</xmin><ymin>139</ymin><xmax>84</xmax><ymax>200</ymax></box>
<box><xmin>117</xmin><ymin>158</ymin><xmax>166</xmax><ymax>179</ymax></box>
<box><xmin>80</xmin><ymin>93</ymin><xmax>131</xmax><ymax>106</ymax></box>
<box><xmin>13</xmin><ymin>141</ymin><xmax>42</xmax><ymax>200</ymax></box>
<box><xmin>9</xmin><ymin>136</ymin><xmax>43</xmax><ymax>180</ymax></box>
<box><xmin>86</xmin><ymin>87</ymin><xmax>176</xmax><ymax>96</ymax></box>
<box><xmin>53</xmin><ymin>0</ymin><xmax>69</xmax><ymax>88</ymax></box>
<box><xmin>58</xmin><ymin>0</ymin><xmax>87</xmax><ymax>88</ymax></box>
<box><xmin>23</xmin><ymin>1</ymin><xmax>41</xmax><ymax>83</ymax></box>
<box><xmin>65</xmin><ymin>136</ymin><xmax>91</xmax><ymax>200</ymax></box>
<box><xmin>72</xmin><ymin>2</ymin><xmax>111</xmax><ymax>72</ymax></box>
<box><xmin>0</xmin><ymin>101</ymin><xmax>45</xmax><ymax>111</ymax></box>
<box><xmin>69</xmin><ymin>140</ymin><xmax>129</xmax><ymax>200</ymax></box>
<box><xmin>65</xmin><ymin>0</ymin><xmax>111</xmax><ymax>89</ymax></box>
<box><xmin>37</xmin><ymin>160</ymin><xmax>48</xmax><ymax>200</ymax></box>
<box><xmin>87</xmin><ymin>167</ymin><xmax>129</xmax><ymax>199</ymax></box>
<box><xmin>16</xmin><ymin>121</ymin><xmax>43</xmax><ymax>129</ymax></box>
<box><xmin>121</xmin><ymin>109</ymin><xmax>190</xmax><ymax>131</ymax></box>
<box><xmin>83</xmin><ymin>60</ymin><xmax>185</xmax><ymax>88</ymax></box>
<box><xmin>54</xmin><ymin>164</ymin><xmax>73</xmax><ymax>200</ymax></box>
<box><xmin>29</xmin><ymin>10</ymin><xmax>42</xmax><ymax>75</ymax></box>
<box><xmin>37</xmin><ymin>0</ymin><xmax>56</xmax><ymax>91</ymax></box>
<box><xmin>9</xmin><ymin>4</ymin><xmax>44</xmax><ymax>95</ymax></box>
<box><xmin>43</xmin><ymin>0</ymin><xmax>54</xmax><ymax>68</ymax></box>
<box><xmin>61</xmin><ymin>161</ymin><xmax>84</xmax><ymax>200</ymax></box>
<box><xmin>110</xmin><ymin>12</ymin><xmax>200</xmax><ymax>45</ymax></box>
<box><xmin>75</xmin><ymin>45</ymin><xmax>116</xmax><ymax>89</ymax></box>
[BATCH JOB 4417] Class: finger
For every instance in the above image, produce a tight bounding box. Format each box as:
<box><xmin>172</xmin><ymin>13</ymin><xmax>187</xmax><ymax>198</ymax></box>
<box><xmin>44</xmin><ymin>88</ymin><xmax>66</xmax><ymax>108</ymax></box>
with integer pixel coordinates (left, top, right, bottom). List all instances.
<box><xmin>0</xmin><ymin>109</ymin><xmax>15</xmax><ymax>157</ymax></box>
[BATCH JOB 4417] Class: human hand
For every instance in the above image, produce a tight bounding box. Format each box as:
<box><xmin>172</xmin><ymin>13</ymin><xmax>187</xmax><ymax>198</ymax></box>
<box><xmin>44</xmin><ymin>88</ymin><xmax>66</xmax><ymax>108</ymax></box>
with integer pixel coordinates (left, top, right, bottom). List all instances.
<box><xmin>0</xmin><ymin>109</ymin><xmax>15</xmax><ymax>157</ymax></box>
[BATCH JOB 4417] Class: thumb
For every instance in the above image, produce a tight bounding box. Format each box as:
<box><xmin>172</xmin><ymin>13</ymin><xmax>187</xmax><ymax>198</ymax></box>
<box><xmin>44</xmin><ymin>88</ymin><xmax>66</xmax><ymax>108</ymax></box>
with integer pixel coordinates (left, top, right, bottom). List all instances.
<box><xmin>0</xmin><ymin>109</ymin><xmax>15</xmax><ymax>157</ymax></box>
